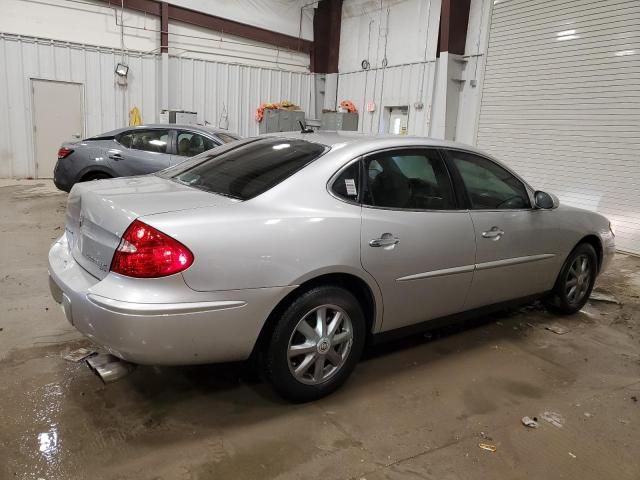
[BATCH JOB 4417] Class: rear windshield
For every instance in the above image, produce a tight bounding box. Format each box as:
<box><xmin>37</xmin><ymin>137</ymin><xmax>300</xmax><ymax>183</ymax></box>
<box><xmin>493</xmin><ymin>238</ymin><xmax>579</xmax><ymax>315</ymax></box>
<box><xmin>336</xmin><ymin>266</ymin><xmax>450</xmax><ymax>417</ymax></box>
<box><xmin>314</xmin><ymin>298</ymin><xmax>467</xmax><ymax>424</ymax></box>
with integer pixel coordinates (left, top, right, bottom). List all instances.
<box><xmin>165</xmin><ymin>138</ymin><xmax>326</xmax><ymax>200</ymax></box>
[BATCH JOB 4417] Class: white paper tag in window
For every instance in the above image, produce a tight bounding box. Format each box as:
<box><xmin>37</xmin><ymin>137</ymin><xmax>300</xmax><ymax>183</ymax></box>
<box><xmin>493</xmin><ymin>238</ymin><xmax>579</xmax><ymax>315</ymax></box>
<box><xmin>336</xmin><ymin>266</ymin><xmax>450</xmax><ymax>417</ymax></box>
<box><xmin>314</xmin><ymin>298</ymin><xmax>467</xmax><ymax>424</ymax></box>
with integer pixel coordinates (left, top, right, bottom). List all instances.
<box><xmin>345</xmin><ymin>178</ymin><xmax>357</xmax><ymax>196</ymax></box>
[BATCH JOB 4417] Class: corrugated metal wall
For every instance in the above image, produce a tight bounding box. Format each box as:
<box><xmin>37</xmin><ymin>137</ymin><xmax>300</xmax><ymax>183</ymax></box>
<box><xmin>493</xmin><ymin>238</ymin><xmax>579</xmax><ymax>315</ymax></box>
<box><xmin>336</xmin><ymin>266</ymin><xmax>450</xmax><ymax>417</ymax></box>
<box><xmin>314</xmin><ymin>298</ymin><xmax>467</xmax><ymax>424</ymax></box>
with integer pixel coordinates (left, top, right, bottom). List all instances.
<box><xmin>0</xmin><ymin>33</ymin><xmax>315</xmax><ymax>178</ymax></box>
<box><xmin>336</xmin><ymin>62</ymin><xmax>436</xmax><ymax>136</ymax></box>
<box><xmin>0</xmin><ymin>34</ymin><xmax>159</xmax><ymax>178</ymax></box>
<box><xmin>476</xmin><ymin>0</ymin><xmax>640</xmax><ymax>254</ymax></box>
<box><xmin>169</xmin><ymin>56</ymin><xmax>316</xmax><ymax>138</ymax></box>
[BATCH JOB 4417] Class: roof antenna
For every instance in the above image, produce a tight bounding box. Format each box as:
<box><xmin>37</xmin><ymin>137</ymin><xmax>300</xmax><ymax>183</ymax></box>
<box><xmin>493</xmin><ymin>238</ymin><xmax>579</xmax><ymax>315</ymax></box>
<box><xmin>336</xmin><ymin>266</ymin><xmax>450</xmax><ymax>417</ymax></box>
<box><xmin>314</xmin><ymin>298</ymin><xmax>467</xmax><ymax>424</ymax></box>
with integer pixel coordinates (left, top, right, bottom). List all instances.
<box><xmin>299</xmin><ymin>120</ymin><xmax>313</xmax><ymax>133</ymax></box>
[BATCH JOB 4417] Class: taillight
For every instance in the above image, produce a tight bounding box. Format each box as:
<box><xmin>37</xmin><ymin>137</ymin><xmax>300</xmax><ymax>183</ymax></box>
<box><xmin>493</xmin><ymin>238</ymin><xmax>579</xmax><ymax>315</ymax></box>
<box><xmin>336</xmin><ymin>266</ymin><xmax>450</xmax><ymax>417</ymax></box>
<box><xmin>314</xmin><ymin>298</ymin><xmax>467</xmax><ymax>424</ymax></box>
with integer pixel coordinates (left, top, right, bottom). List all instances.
<box><xmin>110</xmin><ymin>220</ymin><xmax>194</xmax><ymax>278</ymax></box>
<box><xmin>58</xmin><ymin>147</ymin><xmax>73</xmax><ymax>159</ymax></box>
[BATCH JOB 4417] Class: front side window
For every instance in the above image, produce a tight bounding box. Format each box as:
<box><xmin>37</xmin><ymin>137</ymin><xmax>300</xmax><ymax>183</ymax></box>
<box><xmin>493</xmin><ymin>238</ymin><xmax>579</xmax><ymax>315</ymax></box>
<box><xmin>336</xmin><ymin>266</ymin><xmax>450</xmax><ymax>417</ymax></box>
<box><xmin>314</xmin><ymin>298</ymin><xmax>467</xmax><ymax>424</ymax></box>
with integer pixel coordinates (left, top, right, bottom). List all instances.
<box><xmin>363</xmin><ymin>150</ymin><xmax>455</xmax><ymax>210</ymax></box>
<box><xmin>176</xmin><ymin>132</ymin><xmax>216</xmax><ymax>157</ymax></box>
<box><xmin>170</xmin><ymin>138</ymin><xmax>325</xmax><ymax>200</ymax></box>
<box><xmin>118</xmin><ymin>129</ymin><xmax>169</xmax><ymax>153</ymax></box>
<box><xmin>449</xmin><ymin>151</ymin><xmax>531</xmax><ymax>209</ymax></box>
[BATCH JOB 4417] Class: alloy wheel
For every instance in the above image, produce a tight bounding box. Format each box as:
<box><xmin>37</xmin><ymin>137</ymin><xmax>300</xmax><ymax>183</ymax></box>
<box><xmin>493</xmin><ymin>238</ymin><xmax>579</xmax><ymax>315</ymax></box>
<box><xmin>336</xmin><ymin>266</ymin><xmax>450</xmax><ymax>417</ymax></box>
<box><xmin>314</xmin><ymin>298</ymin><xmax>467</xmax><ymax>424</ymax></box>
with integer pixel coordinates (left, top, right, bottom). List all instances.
<box><xmin>565</xmin><ymin>254</ymin><xmax>592</xmax><ymax>304</ymax></box>
<box><xmin>287</xmin><ymin>305</ymin><xmax>354</xmax><ymax>385</ymax></box>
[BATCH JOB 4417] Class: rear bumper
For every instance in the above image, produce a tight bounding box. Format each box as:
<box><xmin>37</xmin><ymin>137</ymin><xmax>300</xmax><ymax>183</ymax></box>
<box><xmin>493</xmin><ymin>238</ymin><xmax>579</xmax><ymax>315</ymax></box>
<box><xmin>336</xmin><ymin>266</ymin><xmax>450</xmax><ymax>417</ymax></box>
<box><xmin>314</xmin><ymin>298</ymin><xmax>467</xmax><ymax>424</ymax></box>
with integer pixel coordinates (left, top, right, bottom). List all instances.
<box><xmin>53</xmin><ymin>161</ymin><xmax>73</xmax><ymax>192</ymax></box>
<box><xmin>48</xmin><ymin>235</ymin><xmax>294</xmax><ymax>365</ymax></box>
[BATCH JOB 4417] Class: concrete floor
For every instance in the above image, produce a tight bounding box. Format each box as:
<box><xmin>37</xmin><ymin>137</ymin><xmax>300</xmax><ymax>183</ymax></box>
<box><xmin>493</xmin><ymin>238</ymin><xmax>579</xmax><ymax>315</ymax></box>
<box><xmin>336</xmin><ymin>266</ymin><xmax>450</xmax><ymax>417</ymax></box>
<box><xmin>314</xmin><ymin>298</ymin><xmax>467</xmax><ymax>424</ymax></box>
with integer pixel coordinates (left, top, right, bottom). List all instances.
<box><xmin>1</xmin><ymin>180</ymin><xmax>638</xmax><ymax>480</ymax></box>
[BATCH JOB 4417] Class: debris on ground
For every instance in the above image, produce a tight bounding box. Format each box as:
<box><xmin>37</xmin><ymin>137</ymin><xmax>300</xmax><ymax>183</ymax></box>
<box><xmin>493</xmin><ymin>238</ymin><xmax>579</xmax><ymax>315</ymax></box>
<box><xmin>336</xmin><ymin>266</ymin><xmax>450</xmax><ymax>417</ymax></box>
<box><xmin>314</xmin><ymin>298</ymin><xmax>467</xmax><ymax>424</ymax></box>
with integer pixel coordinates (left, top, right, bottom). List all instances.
<box><xmin>590</xmin><ymin>291</ymin><xmax>621</xmax><ymax>305</ymax></box>
<box><xmin>584</xmin><ymin>412</ymin><xmax>592</xmax><ymax>418</ymax></box>
<box><xmin>569</xmin><ymin>452</ymin><xmax>577</xmax><ymax>459</ymax></box>
<box><xmin>618</xmin><ymin>418</ymin><xmax>630</xmax><ymax>425</ymax></box>
<box><xmin>540</xmin><ymin>411</ymin><xmax>565</xmax><ymax>428</ymax></box>
<box><xmin>631</xmin><ymin>396</ymin><xmax>638</xmax><ymax>403</ymax></box>
<box><xmin>545</xmin><ymin>324</ymin><xmax>570</xmax><ymax>335</ymax></box>
<box><xmin>63</xmin><ymin>347</ymin><xmax>97</xmax><ymax>362</ymax></box>
<box><xmin>480</xmin><ymin>431</ymin><xmax>493</xmax><ymax>441</ymax></box>
<box><xmin>521</xmin><ymin>416</ymin><xmax>539</xmax><ymax>428</ymax></box>
<box><xmin>478</xmin><ymin>443</ymin><xmax>497</xmax><ymax>452</ymax></box>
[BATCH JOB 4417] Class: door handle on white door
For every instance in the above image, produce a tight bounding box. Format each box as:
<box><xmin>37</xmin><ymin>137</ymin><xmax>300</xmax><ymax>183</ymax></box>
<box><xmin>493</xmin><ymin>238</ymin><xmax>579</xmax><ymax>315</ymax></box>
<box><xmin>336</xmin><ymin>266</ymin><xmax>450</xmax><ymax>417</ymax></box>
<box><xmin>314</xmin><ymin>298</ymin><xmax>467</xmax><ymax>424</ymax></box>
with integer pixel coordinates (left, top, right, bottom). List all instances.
<box><xmin>369</xmin><ymin>233</ymin><xmax>399</xmax><ymax>248</ymax></box>
<box><xmin>482</xmin><ymin>226</ymin><xmax>504</xmax><ymax>240</ymax></box>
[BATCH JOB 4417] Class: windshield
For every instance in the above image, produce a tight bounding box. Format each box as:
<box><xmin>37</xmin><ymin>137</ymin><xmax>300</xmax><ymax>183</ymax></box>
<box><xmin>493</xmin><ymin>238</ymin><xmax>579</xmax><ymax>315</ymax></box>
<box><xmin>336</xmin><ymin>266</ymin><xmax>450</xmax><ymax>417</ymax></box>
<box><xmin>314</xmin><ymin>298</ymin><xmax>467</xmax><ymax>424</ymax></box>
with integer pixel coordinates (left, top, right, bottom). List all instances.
<box><xmin>162</xmin><ymin>138</ymin><xmax>326</xmax><ymax>200</ymax></box>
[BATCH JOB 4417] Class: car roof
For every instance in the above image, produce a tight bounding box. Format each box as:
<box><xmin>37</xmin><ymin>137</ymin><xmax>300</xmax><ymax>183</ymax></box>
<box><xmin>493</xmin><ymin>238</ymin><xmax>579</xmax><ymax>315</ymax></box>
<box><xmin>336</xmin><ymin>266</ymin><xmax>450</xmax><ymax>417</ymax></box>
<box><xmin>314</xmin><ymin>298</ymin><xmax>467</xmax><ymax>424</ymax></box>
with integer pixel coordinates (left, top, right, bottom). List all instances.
<box><xmin>97</xmin><ymin>124</ymin><xmax>239</xmax><ymax>137</ymax></box>
<box><xmin>261</xmin><ymin>130</ymin><xmax>489</xmax><ymax>156</ymax></box>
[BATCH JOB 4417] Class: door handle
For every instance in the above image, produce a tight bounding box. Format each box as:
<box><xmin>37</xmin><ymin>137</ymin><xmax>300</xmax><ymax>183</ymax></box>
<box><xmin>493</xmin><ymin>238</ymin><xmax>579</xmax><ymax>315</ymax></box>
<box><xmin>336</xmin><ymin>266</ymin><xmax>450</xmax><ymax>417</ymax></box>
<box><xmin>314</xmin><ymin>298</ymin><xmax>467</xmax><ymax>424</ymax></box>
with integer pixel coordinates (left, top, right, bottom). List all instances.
<box><xmin>482</xmin><ymin>226</ymin><xmax>504</xmax><ymax>240</ymax></box>
<box><xmin>369</xmin><ymin>233</ymin><xmax>399</xmax><ymax>248</ymax></box>
<box><xmin>109</xmin><ymin>153</ymin><xmax>123</xmax><ymax>160</ymax></box>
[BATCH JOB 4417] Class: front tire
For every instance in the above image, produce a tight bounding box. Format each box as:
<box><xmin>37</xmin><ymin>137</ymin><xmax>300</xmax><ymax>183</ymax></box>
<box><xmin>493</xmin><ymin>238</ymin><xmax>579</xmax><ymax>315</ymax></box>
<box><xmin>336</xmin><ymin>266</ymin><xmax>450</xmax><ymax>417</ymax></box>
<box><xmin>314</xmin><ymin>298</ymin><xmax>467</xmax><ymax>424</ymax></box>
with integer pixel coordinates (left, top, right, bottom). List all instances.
<box><xmin>263</xmin><ymin>286</ymin><xmax>366</xmax><ymax>402</ymax></box>
<box><xmin>81</xmin><ymin>172</ymin><xmax>112</xmax><ymax>182</ymax></box>
<box><xmin>544</xmin><ymin>243</ymin><xmax>597</xmax><ymax>315</ymax></box>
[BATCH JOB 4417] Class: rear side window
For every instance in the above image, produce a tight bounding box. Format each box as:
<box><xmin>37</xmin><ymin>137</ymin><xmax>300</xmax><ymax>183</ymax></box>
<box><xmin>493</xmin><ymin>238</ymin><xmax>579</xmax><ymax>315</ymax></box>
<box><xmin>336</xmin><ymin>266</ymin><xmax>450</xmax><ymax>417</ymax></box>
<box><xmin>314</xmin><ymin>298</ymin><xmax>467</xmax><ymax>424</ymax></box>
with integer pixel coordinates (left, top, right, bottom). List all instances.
<box><xmin>170</xmin><ymin>138</ymin><xmax>325</xmax><ymax>200</ymax></box>
<box><xmin>117</xmin><ymin>129</ymin><xmax>169</xmax><ymax>153</ymax></box>
<box><xmin>363</xmin><ymin>149</ymin><xmax>455</xmax><ymax>210</ymax></box>
<box><xmin>331</xmin><ymin>161</ymin><xmax>360</xmax><ymax>201</ymax></box>
<box><xmin>176</xmin><ymin>131</ymin><xmax>216</xmax><ymax>157</ymax></box>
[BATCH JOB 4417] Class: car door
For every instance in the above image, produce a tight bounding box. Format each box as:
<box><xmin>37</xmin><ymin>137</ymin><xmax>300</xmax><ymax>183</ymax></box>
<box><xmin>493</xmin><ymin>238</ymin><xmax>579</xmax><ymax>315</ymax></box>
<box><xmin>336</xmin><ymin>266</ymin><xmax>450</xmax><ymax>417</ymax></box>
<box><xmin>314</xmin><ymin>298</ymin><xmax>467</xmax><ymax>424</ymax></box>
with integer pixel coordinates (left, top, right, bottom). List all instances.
<box><xmin>444</xmin><ymin>149</ymin><xmax>561</xmax><ymax>309</ymax></box>
<box><xmin>171</xmin><ymin>130</ymin><xmax>219</xmax><ymax>165</ymax></box>
<box><xmin>358</xmin><ymin>148</ymin><xmax>477</xmax><ymax>332</ymax></box>
<box><xmin>108</xmin><ymin>128</ymin><xmax>171</xmax><ymax>175</ymax></box>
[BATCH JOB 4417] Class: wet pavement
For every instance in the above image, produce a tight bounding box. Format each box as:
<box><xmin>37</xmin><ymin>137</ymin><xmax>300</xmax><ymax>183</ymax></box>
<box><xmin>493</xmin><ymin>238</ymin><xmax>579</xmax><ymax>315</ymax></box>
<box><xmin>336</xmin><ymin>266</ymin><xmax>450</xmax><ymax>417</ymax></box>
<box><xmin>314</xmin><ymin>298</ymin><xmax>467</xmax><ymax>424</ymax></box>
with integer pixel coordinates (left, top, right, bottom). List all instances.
<box><xmin>1</xmin><ymin>180</ymin><xmax>638</xmax><ymax>480</ymax></box>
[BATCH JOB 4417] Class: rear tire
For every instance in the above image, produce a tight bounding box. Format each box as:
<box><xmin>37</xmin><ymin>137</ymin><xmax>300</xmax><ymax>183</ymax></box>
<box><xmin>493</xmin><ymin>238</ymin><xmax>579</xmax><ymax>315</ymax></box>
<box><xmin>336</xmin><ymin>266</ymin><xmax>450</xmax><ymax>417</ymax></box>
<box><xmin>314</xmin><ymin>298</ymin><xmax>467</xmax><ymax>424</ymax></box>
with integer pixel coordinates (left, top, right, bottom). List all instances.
<box><xmin>263</xmin><ymin>286</ymin><xmax>366</xmax><ymax>402</ymax></box>
<box><xmin>544</xmin><ymin>243</ymin><xmax>597</xmax><ymax>315</ymax></box>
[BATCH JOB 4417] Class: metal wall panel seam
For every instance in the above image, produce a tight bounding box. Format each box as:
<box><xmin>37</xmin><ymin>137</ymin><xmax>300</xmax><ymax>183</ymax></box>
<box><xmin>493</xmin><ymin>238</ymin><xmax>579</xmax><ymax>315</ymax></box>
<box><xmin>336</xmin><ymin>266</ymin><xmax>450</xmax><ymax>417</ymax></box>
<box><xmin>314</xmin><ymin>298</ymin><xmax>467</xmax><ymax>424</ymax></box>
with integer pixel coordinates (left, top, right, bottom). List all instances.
<box><xmin>1</xmin><ymin>38</ymin><xmax>14</xmax><ymax>177</ymax></box>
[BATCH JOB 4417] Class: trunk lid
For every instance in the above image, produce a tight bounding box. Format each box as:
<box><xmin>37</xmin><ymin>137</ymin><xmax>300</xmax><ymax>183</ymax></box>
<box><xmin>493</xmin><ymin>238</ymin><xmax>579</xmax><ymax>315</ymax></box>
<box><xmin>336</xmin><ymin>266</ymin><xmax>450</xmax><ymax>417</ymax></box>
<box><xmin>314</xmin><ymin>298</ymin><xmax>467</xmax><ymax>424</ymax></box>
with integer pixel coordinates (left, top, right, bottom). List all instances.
<box><xmin>65</xmin><ymin>175</ymin><xmax>235</xmax><ymax>279</ymax></box>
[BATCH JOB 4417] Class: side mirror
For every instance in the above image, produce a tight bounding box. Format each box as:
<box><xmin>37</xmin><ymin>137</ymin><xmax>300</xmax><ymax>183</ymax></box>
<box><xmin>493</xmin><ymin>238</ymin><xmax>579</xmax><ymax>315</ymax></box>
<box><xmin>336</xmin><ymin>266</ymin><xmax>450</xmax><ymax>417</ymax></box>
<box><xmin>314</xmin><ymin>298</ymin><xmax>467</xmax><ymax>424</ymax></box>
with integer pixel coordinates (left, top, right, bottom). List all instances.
<box><xmin>534</xmin><ymin>190</ymin><xmax>559</xmax><ymax>209</ymax></box>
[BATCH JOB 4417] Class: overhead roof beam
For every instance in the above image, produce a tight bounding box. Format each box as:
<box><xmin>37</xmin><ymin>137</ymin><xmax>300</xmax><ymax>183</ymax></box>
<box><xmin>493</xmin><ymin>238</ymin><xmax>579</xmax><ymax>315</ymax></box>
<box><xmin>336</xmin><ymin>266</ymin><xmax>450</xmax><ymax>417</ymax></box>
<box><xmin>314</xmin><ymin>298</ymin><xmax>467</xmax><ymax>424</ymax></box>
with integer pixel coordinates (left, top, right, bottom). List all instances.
<box><xmin>312</xmin><ymin>0</ymin><xmax>343</xmax><ymax>73</ymax></box>
<box><xmin>438</xmin><ymin>0</ymin><xmax>471</xmax><ymax>55</ymax></box>
<box><xmin>160</xmin><ymin>2</ymin><xmax>168</xmax><ymax>53</ymax></box>
<box><xmin>103</xmin><ymin>0</ymin><xmax>313</xmax><ymax>54</ymax></box>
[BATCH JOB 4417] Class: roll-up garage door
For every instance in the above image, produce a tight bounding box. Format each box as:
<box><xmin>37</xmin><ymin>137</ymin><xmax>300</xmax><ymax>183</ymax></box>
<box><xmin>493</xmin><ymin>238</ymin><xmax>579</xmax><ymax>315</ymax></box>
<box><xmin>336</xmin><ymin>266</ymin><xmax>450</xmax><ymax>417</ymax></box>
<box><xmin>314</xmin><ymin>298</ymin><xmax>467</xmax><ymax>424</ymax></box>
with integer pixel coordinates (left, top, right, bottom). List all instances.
<box><xmin>476</xmin><ymin>0</ymin><xmax>640</xmax><ymax>254</ymax></box>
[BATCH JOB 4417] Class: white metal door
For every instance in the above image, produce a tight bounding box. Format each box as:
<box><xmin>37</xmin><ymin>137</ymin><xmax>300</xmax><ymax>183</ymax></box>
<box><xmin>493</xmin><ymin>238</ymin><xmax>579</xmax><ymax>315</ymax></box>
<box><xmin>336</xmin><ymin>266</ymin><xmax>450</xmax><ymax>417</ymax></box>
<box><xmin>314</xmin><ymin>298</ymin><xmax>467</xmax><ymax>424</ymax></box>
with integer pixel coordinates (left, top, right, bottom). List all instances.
<box><xmin>32</xmin><ymin>80</ymin><xmax>83</xmax><ymax>178</ymax></box>
<box><xmin>476</xmin><ymin>0</ymin><xmax>640</xmax><ymax>254</ymax></box>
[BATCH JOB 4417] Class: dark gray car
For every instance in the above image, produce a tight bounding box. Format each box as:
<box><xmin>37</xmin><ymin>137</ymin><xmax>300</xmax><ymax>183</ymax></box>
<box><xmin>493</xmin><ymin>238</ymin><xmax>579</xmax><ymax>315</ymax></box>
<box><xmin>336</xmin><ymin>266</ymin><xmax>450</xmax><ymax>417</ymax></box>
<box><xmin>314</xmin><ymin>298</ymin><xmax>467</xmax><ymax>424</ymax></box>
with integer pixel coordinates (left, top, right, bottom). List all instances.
<box><xmin>53</xmin><ymin>124</ymin><xmax>240</xmax><ymax>191</ymax></box>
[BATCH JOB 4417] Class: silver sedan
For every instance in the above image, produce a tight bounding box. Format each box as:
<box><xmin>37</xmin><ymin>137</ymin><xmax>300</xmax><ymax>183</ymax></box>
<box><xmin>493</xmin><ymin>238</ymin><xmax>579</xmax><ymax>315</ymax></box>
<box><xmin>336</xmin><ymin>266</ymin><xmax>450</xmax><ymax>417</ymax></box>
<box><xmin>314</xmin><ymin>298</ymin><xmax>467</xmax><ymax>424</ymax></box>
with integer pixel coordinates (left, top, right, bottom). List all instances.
<box><xmin>48</xmin><ymin>132</ymin><xmax>615</xmax><ymax>401</ymax></box>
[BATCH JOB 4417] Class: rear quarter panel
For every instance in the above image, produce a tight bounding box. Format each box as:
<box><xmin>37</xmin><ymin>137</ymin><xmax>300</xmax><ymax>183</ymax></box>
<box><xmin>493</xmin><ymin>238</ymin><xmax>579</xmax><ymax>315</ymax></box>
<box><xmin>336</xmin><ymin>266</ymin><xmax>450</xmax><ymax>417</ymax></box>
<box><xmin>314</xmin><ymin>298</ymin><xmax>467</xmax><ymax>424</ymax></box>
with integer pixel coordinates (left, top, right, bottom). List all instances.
<box><xmin>68</xmin><ymin>140</ymin><xmax>117</xmax><ymax>180</ymax></box>
<box><xmin>141</xmin><ymin>184</ymin><xmax>365</xmax><ymax>293</ymax></box>
<box><xmin>139</xmin><ymin>145</ymin><xmax>386</xmax><ymax>330</ymax></box>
